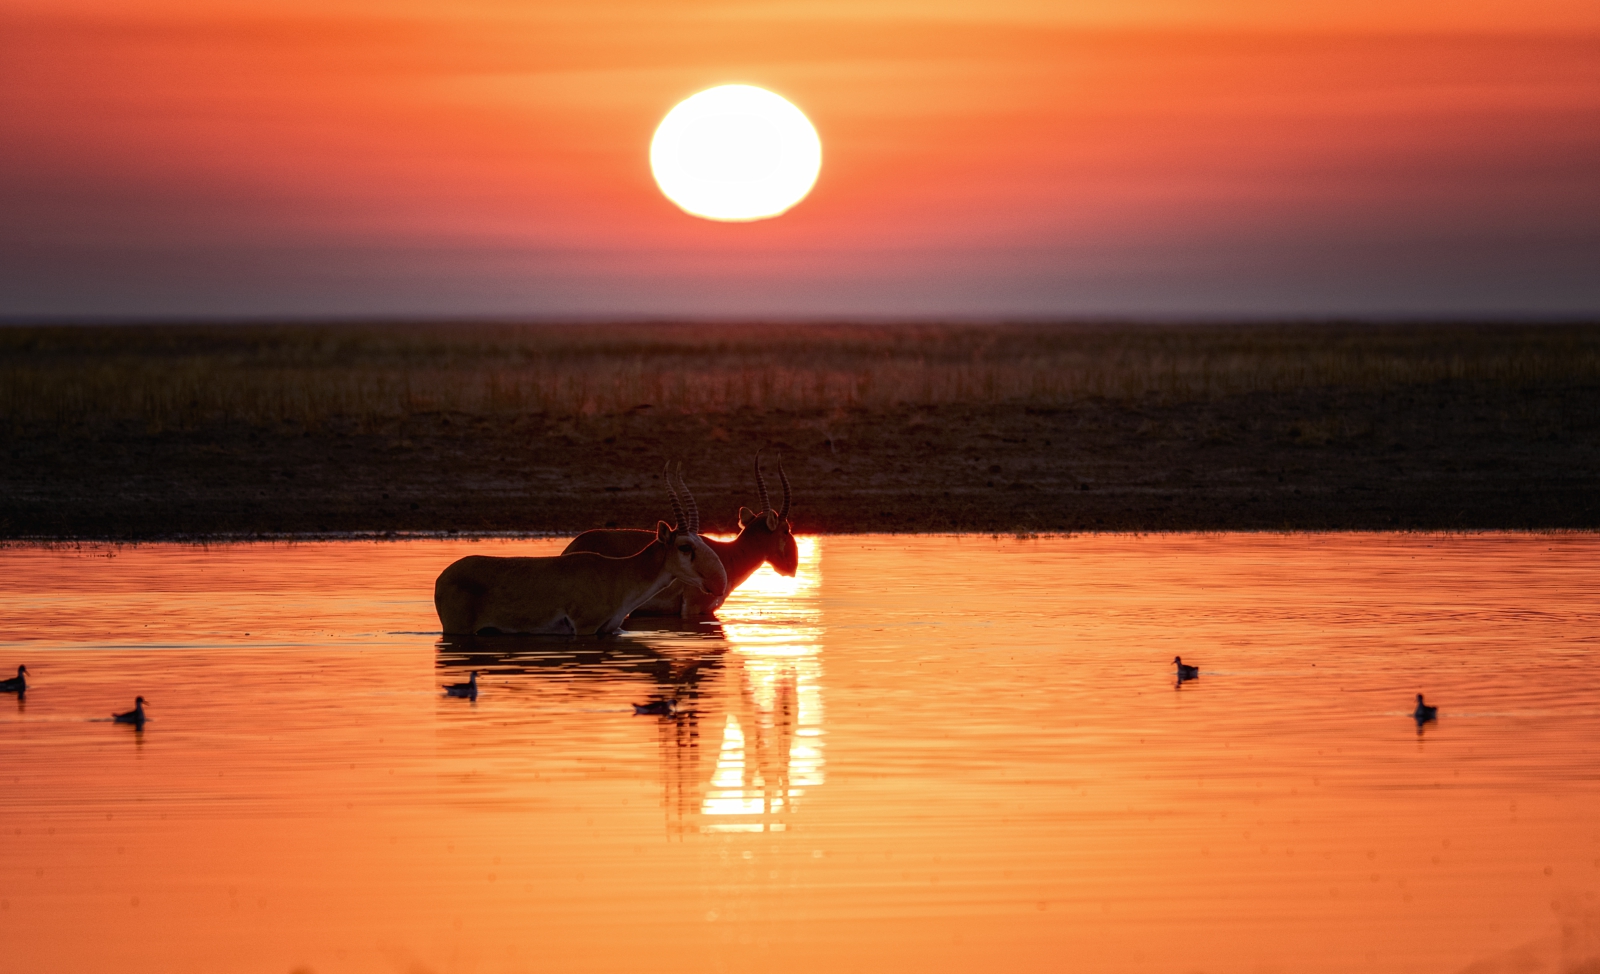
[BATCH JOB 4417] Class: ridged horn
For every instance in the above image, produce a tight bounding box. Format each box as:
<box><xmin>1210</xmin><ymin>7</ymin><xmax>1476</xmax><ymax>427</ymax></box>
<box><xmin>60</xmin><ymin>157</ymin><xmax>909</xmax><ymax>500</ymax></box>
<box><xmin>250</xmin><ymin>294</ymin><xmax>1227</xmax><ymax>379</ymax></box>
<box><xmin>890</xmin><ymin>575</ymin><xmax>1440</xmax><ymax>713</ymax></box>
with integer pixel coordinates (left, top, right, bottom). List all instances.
<box><xmin>777</xmin><ymin>454</ymin><xmax>792</xmax><ymax>520</ymax></box>
<box><xmin>754</xmin><ymin>450</ymin><xmax>772</xmax><ymax>514</ymax></box>
<box><xmin>663</xmin><ymin>460</ymin><xmax>686</xmax><ymax>531</ymax></box>
<box><xmin>675</xmin><ymin>462</ymin><xmax>700</xmax><ymax>535</ymax></box>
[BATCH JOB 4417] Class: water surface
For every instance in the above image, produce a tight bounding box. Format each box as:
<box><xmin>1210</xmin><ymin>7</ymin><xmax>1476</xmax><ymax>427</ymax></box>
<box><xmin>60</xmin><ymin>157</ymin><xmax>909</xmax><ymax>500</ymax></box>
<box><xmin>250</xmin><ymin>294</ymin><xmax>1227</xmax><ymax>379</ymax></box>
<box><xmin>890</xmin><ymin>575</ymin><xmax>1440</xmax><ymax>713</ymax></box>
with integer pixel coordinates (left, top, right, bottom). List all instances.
<box><xmin>1</xmin><ymin>534</ymin><xmax>1597</xmax><ymax>974</ymax></box>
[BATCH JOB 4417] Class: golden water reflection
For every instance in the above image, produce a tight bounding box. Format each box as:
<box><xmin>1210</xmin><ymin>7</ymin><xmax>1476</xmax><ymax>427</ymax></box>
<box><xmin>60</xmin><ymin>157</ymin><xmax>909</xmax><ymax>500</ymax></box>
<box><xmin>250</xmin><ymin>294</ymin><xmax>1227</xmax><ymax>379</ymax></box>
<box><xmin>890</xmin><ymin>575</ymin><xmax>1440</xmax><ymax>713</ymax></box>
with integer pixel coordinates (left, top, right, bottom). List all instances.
<box><xmin>2</xmin><ymin>534</ymin><xmax>1599</xmax><ymax>974</ymax></box>
<box><xmin>700</xmin><ymin>537</ymin><xmax>823</xmax><ymax>832</ymax></box>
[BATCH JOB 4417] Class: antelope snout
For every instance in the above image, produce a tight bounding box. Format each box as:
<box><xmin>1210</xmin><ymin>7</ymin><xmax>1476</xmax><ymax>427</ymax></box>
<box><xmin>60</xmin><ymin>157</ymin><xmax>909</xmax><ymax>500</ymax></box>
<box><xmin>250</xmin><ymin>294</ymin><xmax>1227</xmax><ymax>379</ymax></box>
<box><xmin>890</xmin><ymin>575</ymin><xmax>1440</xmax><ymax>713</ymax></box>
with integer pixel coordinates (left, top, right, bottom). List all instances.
<box><xmin>703</xmin><ymin>573</ymin><xmax>728</xmax><ymax>599</ymax></box>
<box><xmin>698</xmin><ymin>562</ymin><xmax>729</xmax><ymax>599</ymax></box>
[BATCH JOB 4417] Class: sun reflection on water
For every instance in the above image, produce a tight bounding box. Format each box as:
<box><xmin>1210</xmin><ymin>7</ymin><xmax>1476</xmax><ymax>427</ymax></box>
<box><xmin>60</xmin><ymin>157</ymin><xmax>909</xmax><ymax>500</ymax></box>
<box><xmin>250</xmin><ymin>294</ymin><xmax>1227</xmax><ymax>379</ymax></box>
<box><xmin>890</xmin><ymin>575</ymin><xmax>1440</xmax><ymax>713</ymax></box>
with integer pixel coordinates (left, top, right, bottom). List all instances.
<box><xmin>698</xmin><ymin>537</ymin><xmax>823</xmax><ymax>833</ymax></box>
<box><xmin>5</xmin><ymin>535</ymin><xmax>1600</xmax><ymax>973</ymax></box>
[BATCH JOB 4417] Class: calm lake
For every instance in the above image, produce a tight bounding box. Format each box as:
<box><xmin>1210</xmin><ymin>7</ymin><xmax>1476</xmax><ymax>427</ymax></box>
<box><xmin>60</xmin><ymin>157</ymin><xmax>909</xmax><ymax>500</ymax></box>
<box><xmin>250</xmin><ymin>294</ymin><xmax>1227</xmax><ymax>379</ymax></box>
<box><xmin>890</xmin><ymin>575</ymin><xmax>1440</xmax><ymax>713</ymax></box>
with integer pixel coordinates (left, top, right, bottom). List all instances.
<box><xmin>1</xmin><ymin>534</ymin><xmax>1597</xmax><ymax>974</ymax></box>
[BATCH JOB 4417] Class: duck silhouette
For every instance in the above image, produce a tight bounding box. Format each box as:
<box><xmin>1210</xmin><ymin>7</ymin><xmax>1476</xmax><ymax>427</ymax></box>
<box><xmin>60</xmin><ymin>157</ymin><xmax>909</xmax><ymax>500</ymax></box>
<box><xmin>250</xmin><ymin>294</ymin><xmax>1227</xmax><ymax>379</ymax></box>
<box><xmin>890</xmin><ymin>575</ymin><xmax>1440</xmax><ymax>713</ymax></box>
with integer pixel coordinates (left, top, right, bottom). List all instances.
<box><xmin>1412</xmin><ymin>693</ymin><xmax>1438</xmax><ymax>722</ymax></box>
<box><xmin>0</xmin><ymin>664</ymin><xmax>25</xmax><ymax>693</ymax></box>
<box><xmin>444</xmin><ymin>671</ymin><xmax>478</xmax><ymax>699</ymax></box>
<box><xmin>1173</xmin><ymin>656</ymin><xmax>1200</xmax><ymax>680</ymax></box>
<box><xmin>113</xmin><ymin>697</ymin><xmax>148</xmax><ymax>726</ymax></box>
<box><xmin>632</xmin><ymin>699</ymin><xmax>676</xmax><ymax>716</ymax></box>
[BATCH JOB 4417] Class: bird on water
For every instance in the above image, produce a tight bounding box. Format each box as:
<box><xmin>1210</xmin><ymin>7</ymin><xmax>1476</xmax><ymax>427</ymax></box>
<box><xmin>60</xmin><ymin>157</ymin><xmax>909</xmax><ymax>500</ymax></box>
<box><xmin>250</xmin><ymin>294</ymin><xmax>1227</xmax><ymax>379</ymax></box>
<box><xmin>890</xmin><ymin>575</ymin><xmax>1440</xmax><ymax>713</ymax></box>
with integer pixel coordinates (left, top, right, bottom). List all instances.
<box><xmin>0</xmin><ymin>664</ymin><xmax>26</xmax><ymax>693</ymax></box>
<box><xmin>1412</xmin><ymin>693</ymin><xmax>1438</xmax><ymax>722</ymax></box>
<box><xmin>113</xmin><ymin>697</ymin><xmax>148</xmax><ymax>726</ymax></box>
<box><xmin>633</xmin><ymin>700</ymin><xmax>676</xmax><ymax>716</ymax></box>
<box><xmin>1173</xmin><ymin>656</ymin><xmax>1200</xmax><ymax>680</ymax></box>
<box><xmin>444</xmin><ymin>671</ymin><xmax>478</xmax><ymax>699</ymax></box>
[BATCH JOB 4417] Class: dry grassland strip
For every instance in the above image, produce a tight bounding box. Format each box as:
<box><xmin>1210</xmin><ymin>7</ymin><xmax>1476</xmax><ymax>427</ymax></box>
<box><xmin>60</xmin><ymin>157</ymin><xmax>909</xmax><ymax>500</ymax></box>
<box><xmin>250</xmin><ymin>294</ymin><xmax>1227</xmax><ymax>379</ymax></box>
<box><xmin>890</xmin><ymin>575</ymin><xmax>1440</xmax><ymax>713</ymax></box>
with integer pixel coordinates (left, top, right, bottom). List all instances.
<box><xmin>4</xmin><ymin>321</ymin><xmax>1597</xmax><ymax>429</ymax></box>
<box><xmin>2</xmin><ymin>321</ymin><xmax>1597</xmax><ymax>537</ymax></box>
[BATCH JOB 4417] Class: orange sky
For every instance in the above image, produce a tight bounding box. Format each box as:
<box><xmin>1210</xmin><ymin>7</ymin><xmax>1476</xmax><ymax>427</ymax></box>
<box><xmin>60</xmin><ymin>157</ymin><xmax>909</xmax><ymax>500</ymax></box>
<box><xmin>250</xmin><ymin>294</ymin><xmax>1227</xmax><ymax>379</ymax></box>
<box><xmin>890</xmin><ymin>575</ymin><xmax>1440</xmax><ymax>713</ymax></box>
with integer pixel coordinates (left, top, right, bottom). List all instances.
<box><xmin>1</xmin><ymin>0</ymin><xmax>1596</xmax><ymax>317</ymax></box>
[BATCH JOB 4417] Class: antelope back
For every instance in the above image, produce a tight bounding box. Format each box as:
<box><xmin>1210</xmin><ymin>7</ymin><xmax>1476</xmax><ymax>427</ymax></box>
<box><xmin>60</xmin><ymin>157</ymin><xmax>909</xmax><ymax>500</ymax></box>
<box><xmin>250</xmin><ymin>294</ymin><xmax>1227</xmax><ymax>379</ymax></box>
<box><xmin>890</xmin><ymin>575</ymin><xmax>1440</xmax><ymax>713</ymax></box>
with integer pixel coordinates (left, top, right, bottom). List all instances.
<box><xmin>563</xmin><ymin>528</ymin><xmax>656</xmax><ymax>559</ymax></box>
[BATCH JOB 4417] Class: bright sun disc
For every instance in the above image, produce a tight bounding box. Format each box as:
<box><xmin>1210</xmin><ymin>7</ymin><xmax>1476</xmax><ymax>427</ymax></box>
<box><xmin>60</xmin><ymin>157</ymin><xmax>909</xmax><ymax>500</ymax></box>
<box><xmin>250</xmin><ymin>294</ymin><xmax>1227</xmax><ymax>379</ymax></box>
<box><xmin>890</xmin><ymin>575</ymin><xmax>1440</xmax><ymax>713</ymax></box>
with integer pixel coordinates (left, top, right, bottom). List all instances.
<box><xmin>650</xmin><ymin>85</ymin><xmax>821</xmax><ymax>222</ymax></box>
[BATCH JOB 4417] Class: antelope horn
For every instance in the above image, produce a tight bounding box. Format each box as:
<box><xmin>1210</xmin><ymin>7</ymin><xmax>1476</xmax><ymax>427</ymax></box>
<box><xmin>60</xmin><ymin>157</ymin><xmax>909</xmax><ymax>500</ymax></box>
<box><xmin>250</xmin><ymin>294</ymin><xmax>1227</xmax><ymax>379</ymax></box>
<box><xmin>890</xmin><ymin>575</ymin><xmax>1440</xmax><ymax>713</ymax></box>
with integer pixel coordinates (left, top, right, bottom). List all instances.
<box><xmin>663</xmin><ymin>460</ymin><xmax>686</xmax><ymax>531</ymax></box>
<box><xmin>777</xmin><ymin>454</ymin><xmax>792</xmax><ymax>520</ymax></box>
<box><xmin>754</xmin><ymin>450</ymin><xmax>772</xmax><ymax>514</ymax></box>
<box><xmin>676</xmin><ymin>462</ymin><xmax>700</xmax><ymax>535</ymax></box>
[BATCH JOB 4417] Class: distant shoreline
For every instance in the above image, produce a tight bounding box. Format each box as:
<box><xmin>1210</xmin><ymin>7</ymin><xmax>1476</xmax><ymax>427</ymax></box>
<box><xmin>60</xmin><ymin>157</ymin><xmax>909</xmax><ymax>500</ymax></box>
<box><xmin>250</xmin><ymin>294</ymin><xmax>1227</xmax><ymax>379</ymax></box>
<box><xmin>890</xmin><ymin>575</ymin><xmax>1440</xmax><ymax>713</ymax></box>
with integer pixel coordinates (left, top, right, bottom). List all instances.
<box><xmin>4</xmin><ymin>321</ymin><xmax>1597</xmax><ymax>538</ymax></box>
<box><xmin>3</xmin><ymin>529</ymin><xmax>1597</xmax><ymax>549</ymax></box>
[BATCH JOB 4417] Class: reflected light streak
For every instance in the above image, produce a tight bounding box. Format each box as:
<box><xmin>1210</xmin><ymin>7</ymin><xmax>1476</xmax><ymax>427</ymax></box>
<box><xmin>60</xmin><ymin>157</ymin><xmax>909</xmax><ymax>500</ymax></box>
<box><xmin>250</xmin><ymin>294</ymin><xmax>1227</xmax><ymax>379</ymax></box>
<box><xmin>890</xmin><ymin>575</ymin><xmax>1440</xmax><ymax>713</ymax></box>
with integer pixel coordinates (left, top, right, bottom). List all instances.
<box><xmin>700</xmin><ymin>537</ymin><xmax>823</xmax><ymax>833</ymax></box>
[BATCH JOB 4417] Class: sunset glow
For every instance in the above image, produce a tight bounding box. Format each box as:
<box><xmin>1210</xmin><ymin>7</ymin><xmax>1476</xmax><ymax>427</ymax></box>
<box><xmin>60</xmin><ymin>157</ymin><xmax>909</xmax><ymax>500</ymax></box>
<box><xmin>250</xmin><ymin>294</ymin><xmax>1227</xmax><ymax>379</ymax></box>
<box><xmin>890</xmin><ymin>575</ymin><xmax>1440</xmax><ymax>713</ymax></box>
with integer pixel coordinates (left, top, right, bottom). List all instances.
<box><xmin>1</xmin><ymin>0</ymin><xmax>1594</xmax><ymax>316</ymax></box>
<box><xmin>2</xmin><ymin>0</ymin><xmax>1597</xmax><ymax>963</ymax></box>
<box><xmin>651</xmin><ymin>85</ymin><xmax>822</xmax><ymax>222</ymax></box>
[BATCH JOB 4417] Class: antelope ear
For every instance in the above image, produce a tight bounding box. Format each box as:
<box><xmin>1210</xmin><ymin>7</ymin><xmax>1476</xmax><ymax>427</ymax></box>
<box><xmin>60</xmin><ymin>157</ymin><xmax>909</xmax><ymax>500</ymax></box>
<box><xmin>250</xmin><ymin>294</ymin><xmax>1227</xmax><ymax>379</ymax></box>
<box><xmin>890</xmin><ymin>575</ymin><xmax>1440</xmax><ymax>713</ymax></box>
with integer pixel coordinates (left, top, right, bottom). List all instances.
<box><xmin>765</xmin><ymin>511</ymin><xmax>778</xmax><ymax>531</ymax></box>
<box><xmin>738</xmin><ymin>506</ymin><xmax>758</xmax><ymax>528</ymax></box>
<box><xmin>656</xmin><ymin>520</ymin><xmax>674</xmax><ymax>543</ymax></box>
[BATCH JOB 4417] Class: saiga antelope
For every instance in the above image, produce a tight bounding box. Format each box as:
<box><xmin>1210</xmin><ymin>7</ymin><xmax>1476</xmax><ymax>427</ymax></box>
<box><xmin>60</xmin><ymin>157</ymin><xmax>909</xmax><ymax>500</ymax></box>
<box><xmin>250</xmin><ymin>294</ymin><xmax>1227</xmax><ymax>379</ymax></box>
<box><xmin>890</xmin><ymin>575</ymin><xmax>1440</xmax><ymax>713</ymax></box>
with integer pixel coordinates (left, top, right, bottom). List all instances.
<box><xmin>434</xmin><ymin>470</ymin><xmax>727</xmax><ymax>636</ymax></box>
<box><xmin>563</xmin><ymin>453</ymin><xmax>796</xmax><ymax>619</ymax></box>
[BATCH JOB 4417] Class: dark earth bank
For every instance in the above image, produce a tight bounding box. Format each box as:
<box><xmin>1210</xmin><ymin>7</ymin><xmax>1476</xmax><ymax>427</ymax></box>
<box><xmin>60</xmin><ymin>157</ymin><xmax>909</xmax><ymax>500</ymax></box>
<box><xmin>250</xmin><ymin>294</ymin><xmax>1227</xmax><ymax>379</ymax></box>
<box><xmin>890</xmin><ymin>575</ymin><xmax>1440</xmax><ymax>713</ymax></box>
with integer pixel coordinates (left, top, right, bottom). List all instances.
<box><xmin>4</xmin><ymin>382</ymin><xmax>1596</xmax><ymax>538</ymax></box>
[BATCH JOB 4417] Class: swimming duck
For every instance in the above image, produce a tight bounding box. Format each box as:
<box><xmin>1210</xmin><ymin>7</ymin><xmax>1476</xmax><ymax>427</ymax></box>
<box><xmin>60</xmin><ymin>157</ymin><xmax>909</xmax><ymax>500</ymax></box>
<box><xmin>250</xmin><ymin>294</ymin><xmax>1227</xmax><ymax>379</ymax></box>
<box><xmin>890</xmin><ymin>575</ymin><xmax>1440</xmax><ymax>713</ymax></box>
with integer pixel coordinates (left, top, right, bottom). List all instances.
<box><xmin>444</xmin><ymin>671</ymin><xmax>478</xmax><ymax>699</ymax></box>
<box><xmin>113</xmin><ymin>697</ymin><xmax>148</xmax><ymax>726</ymax></box>
<box><xmin>1412</xmin><ymin>693</ymin><xmax>1438</xmax><ymax>722</ymax></box>
<box><xmin>1173</xmin><ymin>656</ymin><xmax>1200</xmax><ymax>680</ymax></box>
<box><xmin>0</xmin><ymin>664</ymin><xmax>25</xmax><ymax>693</ymax></box>
<box><xmin>632</xmin><ymin>700</ymin><xmax>676</xmax><ymax>716</ymax></box>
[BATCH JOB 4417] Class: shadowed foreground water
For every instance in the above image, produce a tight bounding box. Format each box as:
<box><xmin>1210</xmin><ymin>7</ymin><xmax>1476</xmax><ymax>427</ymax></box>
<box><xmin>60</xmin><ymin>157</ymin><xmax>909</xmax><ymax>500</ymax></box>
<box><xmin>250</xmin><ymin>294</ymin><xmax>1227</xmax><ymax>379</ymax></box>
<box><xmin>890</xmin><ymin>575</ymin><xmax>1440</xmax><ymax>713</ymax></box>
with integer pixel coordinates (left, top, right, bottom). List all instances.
<box><xmin>1</xmin><ymin>534</ymin><xmax>1597</xmax><ymax>974</ymax></box>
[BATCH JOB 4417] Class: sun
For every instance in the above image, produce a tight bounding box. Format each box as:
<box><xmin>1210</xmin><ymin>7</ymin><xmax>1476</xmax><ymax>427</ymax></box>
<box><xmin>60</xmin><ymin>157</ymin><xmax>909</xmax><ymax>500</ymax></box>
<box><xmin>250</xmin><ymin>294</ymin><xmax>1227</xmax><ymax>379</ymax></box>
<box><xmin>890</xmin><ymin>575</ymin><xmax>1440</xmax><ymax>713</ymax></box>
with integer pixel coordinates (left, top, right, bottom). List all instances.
<box><xmin>650</xmin><ymin>85</ymin><xmax>822</xmax><ymax>223</ymax></box>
